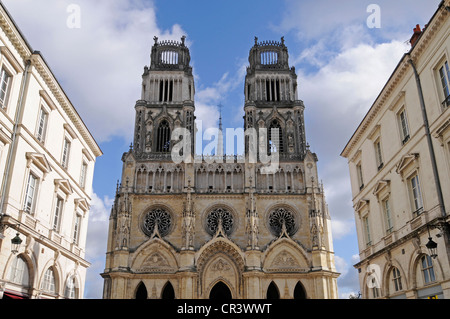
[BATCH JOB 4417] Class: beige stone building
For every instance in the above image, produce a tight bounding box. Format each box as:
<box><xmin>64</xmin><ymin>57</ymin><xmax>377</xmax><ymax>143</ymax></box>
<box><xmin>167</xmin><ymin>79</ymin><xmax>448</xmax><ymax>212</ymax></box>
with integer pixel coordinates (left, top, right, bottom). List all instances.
<box><xmin>0</xmin><ymin>3</ymin><xmax>102</xmax><ymax>298</ymax></box>
<box><xmin>102</xmin><ymin>37</ymin><xmax>339</xmax><ymax>299</ymax></box>
<box><xmin>341</xmin><ymin>1</ymin><xmax>450</xmax><ymax>299</ymax></box>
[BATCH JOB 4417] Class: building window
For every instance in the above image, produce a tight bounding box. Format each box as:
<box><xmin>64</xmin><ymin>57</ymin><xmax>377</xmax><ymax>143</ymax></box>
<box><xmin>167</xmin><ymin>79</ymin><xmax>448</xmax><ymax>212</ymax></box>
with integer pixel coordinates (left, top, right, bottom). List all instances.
<box><xmin>41</xmin><ymin>268</ymin><xmax>56</xmax><ymax>294</ymax></box>
<box><xmin>438</xmin><ymin>60</ymin><xmax>450</xmax><ymax>108</ymax></box>
<box><xmin>268</xmin><ymin>119</ymin><xmax>284</xmax><ymax>154</ymax></box>
<box><xmin>0</xmin><ymin>67</ymin><xmax>12</xmax><ymax>109</ymax></box>
<box><xmin>73</xmin><ymin>214</ymin><xmax>81</xmax><ymax>244</ymax></box>
<box><xmin>62</xmin><ymin>138</ymin><xmax>71</xmax><ymax>168</ymax></box>
<box><xmin>392</xmin><ymin>267</ymin><xmax>403</xmax><ymax>292</ymax></box>
<box><xmin>398</xmin><ymin>109</ymin><xmax>410</xmax><ymax>145</ymax></box>
<box><xmin>156</xmin><ymin>120</ymin><xmax>171</xmax><ymax>153</ymax></box>
<box><xmin>409</xmin><ymin>173</ymin><xmax>423</xmax><ymax>216</ymax></box>
<box><xmin>383</xmin><ymin>198</ymin><xmax>393</xmax><ymax>234</ymax></box>
<box><xmin>374</xmin><ymin>139</ymin><xmax>384</xmax><ymax>170</ymax></box>
<box><xmin>8</xmin><ymin>255</ymin><xmax>30</xmax><ymax>286</ymax></box>
<box><xmin>80</xmin><ymin>162</ymin><xmax>88</xmax><ymax>189</ymax></box>
<box><xmin>23</xmin><ymin>173</ymin><xmax>38</xmax><ymax>214</ymax></box>
<box><xmin>36</xmin><ymin>107</ymin><xmax>49</xmax><ymax>143</ymax></box>
<box><xmin>53</xmin><ymin>197</ymin><xmax>64</xmax><ymax>232</ymax></box>
<box><xmin>421</xmin><ymin>255</ymin><xmax>436</xmax><ymax>284</ymax></box>
<box><xmin>65</xmin><ymin>277</ymin><xmax>77</xmax><ymax>299</ymax></box>
<box><xmin>363</xmin><ymin>215</ymin><xmax>371</xmax><ymax>247</ymax></box>
<box><xmin>356</xmin><ymin>163</ymin><xmax>364</xmax><ymax>190</ymax></box>
<box><xmin>371</xmin><ymin>278</ymin><xmax>380</xmax><ymax>298</ymax></box>
<box><xmin>142</xmin><ymin>207</ymin><xmax>173</xmax><ymax>237</ymax></box>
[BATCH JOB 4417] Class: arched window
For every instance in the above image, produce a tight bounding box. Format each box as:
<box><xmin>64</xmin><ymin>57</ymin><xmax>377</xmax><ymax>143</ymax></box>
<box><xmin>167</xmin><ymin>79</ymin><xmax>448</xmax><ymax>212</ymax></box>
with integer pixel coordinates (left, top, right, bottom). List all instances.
<box><xmin>156</xmin><ymin>120</ymin><xmax>171</xmax><ymax>153</ymax></box>
<box><xmin>266</xmin><ymin>281</ymin><xmax>280</xmax><ymax>299</ymax></box>
<box><xmin>209</xmin><ymin>281</ymin><xmax>232</xmax><ymax>299</ymax></box>
<box><xmin>161</xmin><ymin>281</ymin><xmax>175</xmax><ymax>299</ymax></box>
<box><xmin>391</xmin><ymin>267</ymin><xmax>403</xmax><ymax>292</ymax></box>
<box><xmin>421</xmin><ymin>255</ymin><xmax>436</xmax><ymax>284</ymax></box>
<box><xmin>268</xmin><ymin>120</ymin><xmax>284</xmax><ymax>154</ymax></box>
<box><xmin>65</xmin><ymin>276</ymin><xmax>78</xmax><ymax>299</ymax></box>
<box><xmin>294</xmin><ymin>281</ymin><xmax>307</xmax><ymax>299</ymax></box>
<box><xmin>8</xmin><ymin>255</ymin><xmax>30</xmax><ymax>287</ymax></box>
<box><xmin>41</xmin><ymin>267</ymin><xmax>56</xmax><ymax>295</ymax></box>
<box><xmin>135</xmin><ymin>282</ymin><xmax>148</xmax><ymax>299</ymax></box>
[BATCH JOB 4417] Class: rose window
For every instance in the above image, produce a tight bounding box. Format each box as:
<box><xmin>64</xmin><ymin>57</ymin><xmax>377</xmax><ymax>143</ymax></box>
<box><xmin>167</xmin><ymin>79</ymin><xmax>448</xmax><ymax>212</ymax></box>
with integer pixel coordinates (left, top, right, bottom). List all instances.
<box><xmin>142</xmin><ymin>208</ymin><xmax>172</xmax><ymax>237</ymax></box>
<box><xmin>268</xmin><ymin>207</ymin><xmax>297</xmax><ymax>237</ymax></box>
<box><xmin>205</xmin><ymin>208</ymin><xmax>234</xmax><ymax>236</ymax></box>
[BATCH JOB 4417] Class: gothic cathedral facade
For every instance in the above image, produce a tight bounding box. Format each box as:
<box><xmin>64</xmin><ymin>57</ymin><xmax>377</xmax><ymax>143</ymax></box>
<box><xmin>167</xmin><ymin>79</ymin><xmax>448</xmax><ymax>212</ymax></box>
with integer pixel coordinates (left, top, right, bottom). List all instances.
<box><xmin>101</xmin><ymin>37</ymin><xmax>339</xmax><ymax>299</ymax></box>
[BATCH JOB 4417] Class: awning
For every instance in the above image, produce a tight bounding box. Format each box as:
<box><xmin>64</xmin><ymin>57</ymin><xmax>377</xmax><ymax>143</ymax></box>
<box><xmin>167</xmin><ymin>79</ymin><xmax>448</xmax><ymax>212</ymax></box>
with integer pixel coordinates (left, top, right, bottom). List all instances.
<box><xmin>3</xmin><ymin>292</ymin><xmax>27</xmax><ymax>299</ymax></box>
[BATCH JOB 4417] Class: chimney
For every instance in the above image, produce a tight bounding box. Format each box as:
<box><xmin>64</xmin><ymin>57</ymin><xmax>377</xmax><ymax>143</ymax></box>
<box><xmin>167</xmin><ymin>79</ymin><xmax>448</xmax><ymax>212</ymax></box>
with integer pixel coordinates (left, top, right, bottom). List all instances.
<box><xmin>409</xmin><ymin>24</ymin><xmax>422</xmax><ymax>47</ymax></box>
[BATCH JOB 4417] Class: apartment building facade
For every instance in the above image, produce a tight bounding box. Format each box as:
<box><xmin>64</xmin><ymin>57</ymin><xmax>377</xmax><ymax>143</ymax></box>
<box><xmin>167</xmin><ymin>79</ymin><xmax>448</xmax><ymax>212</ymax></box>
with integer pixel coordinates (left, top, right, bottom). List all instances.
<box><xmin>341</xmin><ymin>1</ymin><xmax>450</xmax><ymax>299</ymax></box>
<box><xmin>0</xmin><ymin>3</ymin><xmax>102</xmax><ymax>299</ymax></box>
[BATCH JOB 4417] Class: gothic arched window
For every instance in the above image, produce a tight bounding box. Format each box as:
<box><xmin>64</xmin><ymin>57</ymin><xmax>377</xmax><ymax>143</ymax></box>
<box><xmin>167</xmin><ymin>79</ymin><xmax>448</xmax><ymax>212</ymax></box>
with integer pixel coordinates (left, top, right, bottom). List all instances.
<box><xmin>156</xmin><ymin>120</ymin><xmax>171</xmax><ymax>153</ymax></box>
<box><xmin>268</xmin><ymin>119</ymin><xmax>284</xmax><ymax>154</ymax></box>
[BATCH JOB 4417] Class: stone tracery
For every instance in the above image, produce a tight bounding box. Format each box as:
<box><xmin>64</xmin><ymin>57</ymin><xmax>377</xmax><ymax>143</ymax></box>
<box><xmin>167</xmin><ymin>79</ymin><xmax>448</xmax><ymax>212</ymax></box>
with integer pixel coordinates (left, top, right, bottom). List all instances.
<box><xmin>142</xmin><ymin>208</ymin><xmax>172</xmax><ymax>237</ymax></box>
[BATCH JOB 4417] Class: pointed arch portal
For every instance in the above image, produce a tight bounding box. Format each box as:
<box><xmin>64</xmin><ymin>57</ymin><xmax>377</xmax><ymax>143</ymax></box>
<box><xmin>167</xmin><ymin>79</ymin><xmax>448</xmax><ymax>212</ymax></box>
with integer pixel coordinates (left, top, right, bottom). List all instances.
<box><xmin>135</xmin><ymin>282</ymin><xmax>147</xmax><ymax>299</ymax></box>
<box><xmin>209</xmin><ymin>281</ymin><xmax>232</xmax><ymax>299</ymax></box>
<box><xmin>162</xmin><ymin>282</ymin><xmax>175</xmax><ymax>299</ymax></box>
<box><xmin>266</xmin><ymin>281</ymin><xmax>280</xmax><ymax>299</ymax></box>
<box><xmin>294</xmin><ymin>281</ymin><xmax>307</xmax><ymax>299</ymax></box>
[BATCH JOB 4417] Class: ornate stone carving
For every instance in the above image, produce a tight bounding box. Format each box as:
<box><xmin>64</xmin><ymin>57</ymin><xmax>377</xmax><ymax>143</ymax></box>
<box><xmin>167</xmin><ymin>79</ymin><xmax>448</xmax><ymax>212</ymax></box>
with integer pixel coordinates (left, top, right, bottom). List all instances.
<box><xmin>246</xmin><ymin>178</ymin><xmax>259</xmax><ymax>250</ymax></box>
<box><xmin>142</xmin><ymin>208</ymin><xmax>172</xmax><ymax>237</ymax></box>
<box><xmin>205</xmin><ymin>208</ymin><xmax>234</xmax><ymax>236</ymax></box>
<box><xmin>137</xmin><ymin>252</ymin><xmax>176</xmax><ymax>273</ymax></box>
<box><xmin>182</xmin><ymin>182</ymin><xmax>195</xmax><ymax>250</ymax></box>
<box><xmin>211</xmin><ymin>258</ymin><xmax>232</xmax><ymax>272</ymax></box>
<box><xmin>268</xmin><ymin>207</ymin><xmax>297</xmax><ymax>237</ymax></box>
<box><xmin>267</xmin><ymin>250</ymin><xmax>307</xmax><ymax>273</ymax></box>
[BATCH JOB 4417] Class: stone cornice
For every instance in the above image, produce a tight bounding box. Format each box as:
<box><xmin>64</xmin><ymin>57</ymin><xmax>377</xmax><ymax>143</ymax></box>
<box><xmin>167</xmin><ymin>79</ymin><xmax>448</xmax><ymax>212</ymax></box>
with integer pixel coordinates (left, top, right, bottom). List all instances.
<box><xmin>341</xmin><ymin>1</ymin><xmax>449</xmax><ymax>159</ymax></box>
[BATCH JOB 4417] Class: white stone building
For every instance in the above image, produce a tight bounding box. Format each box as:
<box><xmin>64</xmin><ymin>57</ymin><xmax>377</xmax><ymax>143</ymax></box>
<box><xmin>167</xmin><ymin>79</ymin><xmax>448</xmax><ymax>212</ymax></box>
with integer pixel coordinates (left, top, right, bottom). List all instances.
<box><xmin>341</xmin><ymin>1</ymin><xmax>450</xmax><ymax>299</ymax></box>
<box><xmin>0</xmin><ymin>3</ymin><xmax>102</xmax><ymax>299</ymax></box>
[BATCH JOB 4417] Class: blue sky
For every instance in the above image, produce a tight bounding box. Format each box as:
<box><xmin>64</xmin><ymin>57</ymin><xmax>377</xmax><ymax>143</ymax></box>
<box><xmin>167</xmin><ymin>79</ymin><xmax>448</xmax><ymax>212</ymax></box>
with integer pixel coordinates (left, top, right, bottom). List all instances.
<box><xmin>2</xmin><ymin>0</ymin><xmax>442</xmax><ymax>299</ymax></box>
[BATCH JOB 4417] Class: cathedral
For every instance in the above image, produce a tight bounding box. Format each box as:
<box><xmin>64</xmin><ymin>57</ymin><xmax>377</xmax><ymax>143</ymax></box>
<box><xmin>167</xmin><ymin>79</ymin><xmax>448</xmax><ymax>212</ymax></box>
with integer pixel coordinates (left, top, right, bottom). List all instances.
<box><xmin>101</xmin><ymin>36</ymin><xmax>339</xmax><ymax>299</ymax></box>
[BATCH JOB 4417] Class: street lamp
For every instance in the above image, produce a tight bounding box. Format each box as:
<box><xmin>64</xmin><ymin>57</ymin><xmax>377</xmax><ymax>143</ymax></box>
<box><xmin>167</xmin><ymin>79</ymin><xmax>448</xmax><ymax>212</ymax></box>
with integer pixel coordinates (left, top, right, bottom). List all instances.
<box><xmin>11</xmin><ymin>233</ymin><xmax>22</xmax><ymax>255</ymax></box>
<box><xmin>426</xmin><ymin>226</ymin><xmax>438</xmax><ymax>259</ymax></box>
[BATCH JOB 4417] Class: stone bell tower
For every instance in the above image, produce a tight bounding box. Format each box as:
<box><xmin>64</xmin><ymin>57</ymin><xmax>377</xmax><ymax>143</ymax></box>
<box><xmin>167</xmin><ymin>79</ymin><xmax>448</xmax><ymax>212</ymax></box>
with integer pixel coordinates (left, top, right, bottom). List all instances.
<box><xmin>133</xmin><ymin>36</ymin><xmax>195</xmax><ymax>159</ymax></box>
<box><xmin>244</xmin><ymin>37</ymin><xmax>307</xmax><ymax>160</ymax></box>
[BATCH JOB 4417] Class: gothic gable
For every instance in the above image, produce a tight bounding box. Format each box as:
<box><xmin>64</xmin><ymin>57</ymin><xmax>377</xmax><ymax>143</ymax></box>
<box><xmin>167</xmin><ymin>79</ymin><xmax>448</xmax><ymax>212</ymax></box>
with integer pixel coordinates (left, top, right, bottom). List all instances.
<box><xmin>131</xmin><ymin>240</ymin><xmax>178</xmax><ymax>273</ymax></box>
<box><xmin>263</xmin><ymin>238</ymin><xmax>309</xmax><ymax>273</ymax></box>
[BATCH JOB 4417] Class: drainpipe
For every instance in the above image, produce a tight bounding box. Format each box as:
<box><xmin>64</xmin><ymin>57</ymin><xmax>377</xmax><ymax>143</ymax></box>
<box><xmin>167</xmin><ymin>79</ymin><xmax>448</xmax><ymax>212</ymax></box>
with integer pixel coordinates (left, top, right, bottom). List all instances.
<box><xmin>407</xmin><ymin>56</ymin><xmax>446</xmax><ymax>218</ymax></box>
<box><xmin>0</xmin><ymin>59</ymin><xmax>32</xmax><ymax>221</ymax></box>
<box><xmin>408</xmin><ymin>55</ymin><xmax>449</xmax><ymax>265</ymax></box>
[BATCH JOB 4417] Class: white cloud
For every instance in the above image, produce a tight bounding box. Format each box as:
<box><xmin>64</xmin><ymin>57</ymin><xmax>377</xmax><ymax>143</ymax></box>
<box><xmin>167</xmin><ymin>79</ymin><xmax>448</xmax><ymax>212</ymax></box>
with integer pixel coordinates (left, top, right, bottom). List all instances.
<box><xmin>335</xmin><ymin>255</ymin><xmax>361</xmax><ymax>298</ymax></box>
<box><xmin>84</xmin><ymin>192</ymin><xmax>113</xmax><ymax>299</ymax></box>
<box><xmin>297</xmin><ymin>40</ymin><xmax>409</xmax><ymax>240</ymax></box>
<box><xmin>278</xmin><ymin>0</ymin><xmax>441</xmax><ymax>45</ymax></box>
<box><xmin>3</xmin><ymin>0</ymin><xmax>187</xmax><ymax>142</ymax></box>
